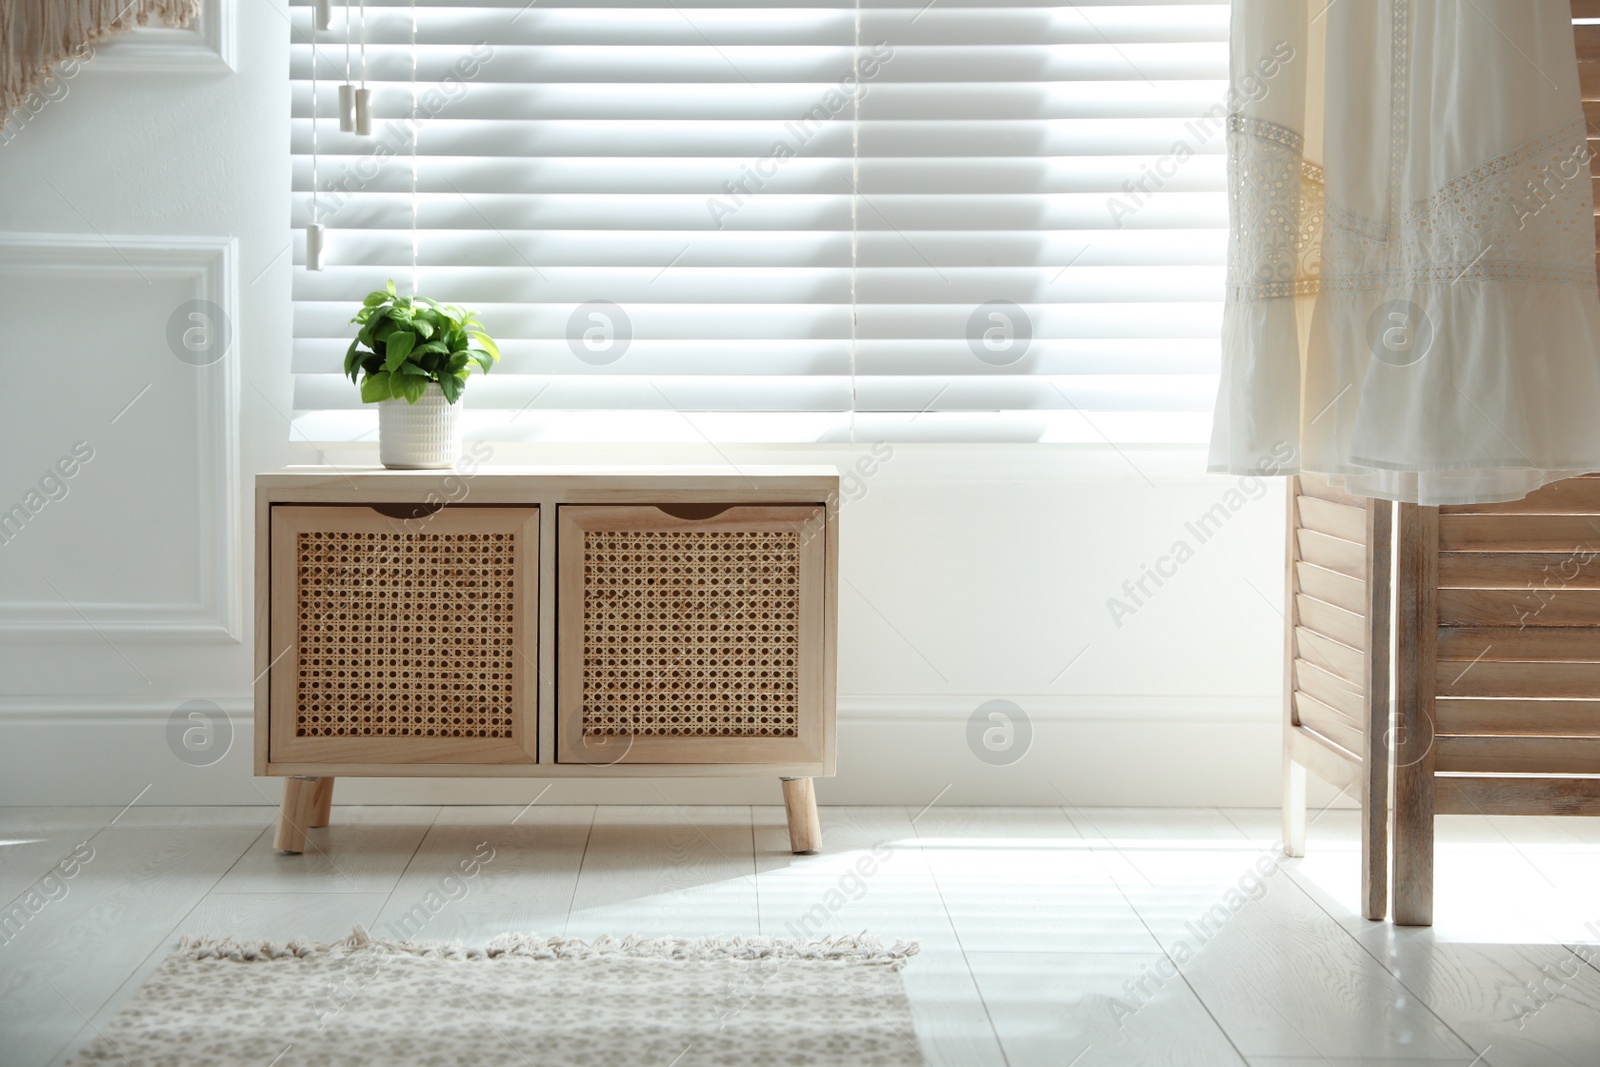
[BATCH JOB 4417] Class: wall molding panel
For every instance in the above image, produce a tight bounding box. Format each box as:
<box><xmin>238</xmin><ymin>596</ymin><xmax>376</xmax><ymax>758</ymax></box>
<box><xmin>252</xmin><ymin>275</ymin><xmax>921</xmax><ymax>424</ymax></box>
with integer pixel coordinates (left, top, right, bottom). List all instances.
<box><xmin>0</xmin><ymin>233</ymin><xmax>242</xmax><ymax>642</ymax></box>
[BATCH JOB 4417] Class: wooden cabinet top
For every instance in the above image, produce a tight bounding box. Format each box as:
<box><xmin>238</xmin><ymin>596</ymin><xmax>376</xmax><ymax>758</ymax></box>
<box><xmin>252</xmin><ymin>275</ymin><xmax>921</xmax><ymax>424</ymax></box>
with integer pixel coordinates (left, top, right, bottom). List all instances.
<box><xmin>257</xmin><ymin>465</ymin><xmax>842</xmax><ymax>502</ymax></box>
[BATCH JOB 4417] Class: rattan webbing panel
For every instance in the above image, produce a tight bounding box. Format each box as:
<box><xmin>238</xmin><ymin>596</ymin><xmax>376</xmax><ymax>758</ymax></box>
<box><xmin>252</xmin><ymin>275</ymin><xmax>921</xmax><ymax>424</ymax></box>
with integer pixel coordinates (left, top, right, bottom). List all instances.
<box><xmin>581</xmin><ymin>527</ymin><xmax>802</xmax><ymax>738</ymax></box>
<box><xmin>295</xmin><ymin>528</ymin><xmax>518</xmax><ymax>739</ymax></box>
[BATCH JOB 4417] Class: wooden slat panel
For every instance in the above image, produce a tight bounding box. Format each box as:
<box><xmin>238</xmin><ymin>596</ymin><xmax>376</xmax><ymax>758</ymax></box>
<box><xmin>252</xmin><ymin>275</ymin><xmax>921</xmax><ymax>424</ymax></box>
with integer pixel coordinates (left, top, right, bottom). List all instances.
<box><xmin>1439</xmin><ymin>587</ymin><xmax>1600</xmax><ymax>627</ymax></box>
<box><xmin>1293</xmin><ymin>683</ymin><xmax>1360</xmax><ymax>730</ymax></box>
<box><xmin>1576</xmin><ymin>0</ymin><xmax>1600</xmax><ymax>22</ymax></box>
<box><xmin>1296</xmin><ymin>593</ymin><xmax>1366</xmax><ymax>649</ymax></box>
<box><xmin>1438</xmin><ymin>551</ymin><xmax>1600</xmax><ymax>589</ymax></box>
<box><xmin>1295</xmin><ymin>658</ymin><xmax>1364</xmax><ymax>721</ymax></box>
<box><xmin>1439</xmin><ymin>477</ymin><xmax>1600</xmax><ymax>515</ymax></box>
<box><xmin>1437</xmin><ymin>775</ymin><xmax>1600</xmax><ymax>816</ymax></box>
<box><xmin>1295</xmin><ymin>692</ymin><xmax>1363</xmax><ymax>755</ymax></box>
<box><xmin>1297</xmin><ymin>495</ymin><xmax>1367</xmax><ymax>542</ymax></box>
<box><xmin>1295</xmin><ymin>626</ymin><xmax>1364</xmax><ymax>688</ymax></box>
<box><xmin>1281</xmin><ymin>478</ymin><xmax>1301</xmax><ymax>853</ymax></box>
<box><xmin>1437</xmin><ymin>626</ymin><xmax>1600</xmax><ymax>662</ymax></box>
<box><xmin>1436</xmin><ymin>735</ymin><xmax>1600</xmax><ymax>774</ymax></box>
<box><xmin>1286</xmin><ymin>724</ymin><xmax>1361</xmax><ymax>783</ymax></box>
<box><xmin>1437</xmin><ymin>697</ymin><xmax>1600</xmax><ymax>736</ymax></box>
<box><xmin>1580</xmin><ymin>27</ymin><xmax>1600</xmax><ymax>64</ymax></box>
<box><xmin>1437</xmin><ymin>660</ymin><xmax>1600</xmax><ymax>699</ymax></box>
<box><xmin>1295</xmin><ymin>561</ymin><xmax>1366</xmax><ymax>614</ymax></box>
<box><xmin>1297</xmin><ymin>528</ymin><xmax>1366</xmax><ymax>579</ymax></box>
<box><xmin>1581</xmin><ymin>60</ymin><xmax>1600</xmax><ymax>100</ymax></box>
<box><xmin>1295</xmin><ymin>473</ymin><xmax>1366</xmax><ymax>510</ymax></box>
<box><xmin>1438</xmin><ymin>514</ymin><xmax>1600</xmax><ymax>551</ymax></box>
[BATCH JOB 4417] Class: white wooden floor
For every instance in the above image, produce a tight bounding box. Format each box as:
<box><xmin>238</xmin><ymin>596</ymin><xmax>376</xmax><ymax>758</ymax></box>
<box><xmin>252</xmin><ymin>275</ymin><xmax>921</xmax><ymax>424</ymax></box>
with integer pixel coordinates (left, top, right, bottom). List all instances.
<box><xmin>2</xmin><ymin>804</ymin><xmax>1597</xmax><ymax>1066</ymax></box>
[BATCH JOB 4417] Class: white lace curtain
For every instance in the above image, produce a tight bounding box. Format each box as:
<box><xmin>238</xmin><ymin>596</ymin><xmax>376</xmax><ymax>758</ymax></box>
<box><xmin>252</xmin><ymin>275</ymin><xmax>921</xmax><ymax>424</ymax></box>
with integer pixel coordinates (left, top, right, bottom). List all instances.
<box><xmin>1</xmin><ymin>0</ymin><xmax>196</xmax><ymax>122</ymax></box>
<box><xmin>1212</xmin><ymin>0</ymin><xmax>1600</xmax><ymax>505</ymax></box>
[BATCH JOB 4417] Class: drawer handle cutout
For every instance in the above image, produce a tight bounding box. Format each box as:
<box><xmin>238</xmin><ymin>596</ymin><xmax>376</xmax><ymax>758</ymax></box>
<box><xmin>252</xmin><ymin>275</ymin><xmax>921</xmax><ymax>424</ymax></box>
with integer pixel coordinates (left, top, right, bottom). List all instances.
<box><xmin>656</xmin><ymin>504</ymin><xmax>736</xmax><ymax>521</ymax></box>
<box><xmin>371</xmin><ymin>502</ymin><xmax>446</xmax><ymax>520</ymax></box>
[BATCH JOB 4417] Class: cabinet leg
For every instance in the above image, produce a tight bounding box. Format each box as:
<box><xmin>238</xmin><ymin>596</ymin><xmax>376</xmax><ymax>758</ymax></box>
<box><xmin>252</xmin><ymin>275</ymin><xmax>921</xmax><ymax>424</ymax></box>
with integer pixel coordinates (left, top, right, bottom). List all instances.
<box><xmin>780</xmin><ymin>777</ymin><xmax>822</xmax><ymax>854</ymax></box>
<box><xmin>274</xmin><ymin>776</ymin><xmax>324</xmax><ymax>854</ymax></box>
<box><xmin>308</xmin><ymin>777</ymin><xmax>335</xmax><ymax>828</ymax></box>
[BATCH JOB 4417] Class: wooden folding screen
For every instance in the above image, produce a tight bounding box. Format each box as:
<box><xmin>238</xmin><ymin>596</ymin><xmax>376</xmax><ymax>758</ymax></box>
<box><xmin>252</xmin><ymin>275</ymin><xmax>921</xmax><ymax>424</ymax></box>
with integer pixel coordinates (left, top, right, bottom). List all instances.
<box><xmin>1281</xmin><ymin>0</ymin><xmax>1600</xmax><ymax>927</ymax></box>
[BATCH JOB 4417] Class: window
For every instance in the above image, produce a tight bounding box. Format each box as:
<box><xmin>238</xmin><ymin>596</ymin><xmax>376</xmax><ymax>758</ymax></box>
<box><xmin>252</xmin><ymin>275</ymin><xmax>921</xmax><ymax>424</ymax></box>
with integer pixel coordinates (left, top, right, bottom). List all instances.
<box><xmin>289</xmin><ymin>1</ymin><xmax>1228</xmax><ymax>443</ymax></box>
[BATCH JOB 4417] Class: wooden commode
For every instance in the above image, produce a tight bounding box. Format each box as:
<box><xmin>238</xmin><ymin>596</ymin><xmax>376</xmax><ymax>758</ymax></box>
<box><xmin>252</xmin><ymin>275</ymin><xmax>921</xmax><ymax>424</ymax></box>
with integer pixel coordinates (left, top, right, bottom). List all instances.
<box><xmin>254</xmin><ymin>466</ymin><xmax>839</xmax><ymax>855</ymax></box>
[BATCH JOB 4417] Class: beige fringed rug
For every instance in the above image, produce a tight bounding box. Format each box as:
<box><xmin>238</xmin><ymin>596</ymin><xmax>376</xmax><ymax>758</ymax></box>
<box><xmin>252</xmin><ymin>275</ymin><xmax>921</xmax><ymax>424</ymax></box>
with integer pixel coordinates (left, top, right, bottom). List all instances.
<box><xmin>69</xmin><ymin>927</ymin><xmax>923</xmax><ymax>1066</ymax></box>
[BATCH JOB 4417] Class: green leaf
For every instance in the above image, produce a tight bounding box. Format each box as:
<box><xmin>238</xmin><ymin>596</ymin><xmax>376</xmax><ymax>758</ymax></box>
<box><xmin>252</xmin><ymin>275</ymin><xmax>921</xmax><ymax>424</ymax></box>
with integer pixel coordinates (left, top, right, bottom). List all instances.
<box><xmin>386</xmin><ymin>278</ymin><xmax>396</xmax><ymax>296</ymax></box>
<box><xmin>343</xmin><ymin>338</ymin><xmax>364</xmax><ymax>381</ymax></box>
<box><xmin>396</xmin><ymin>362</ymin><xmax>430</xmax><ymax>376</ymax></box>
<box><xmin>414</xmin><ymin>340</ymin><xmax>448</xmax><ymax>356</ymax></box>
<box><xmin>383</xmin><ymin>330</ymin><xmax>416</xmax><ymax>372</ymax></box>
<box><xmin>412</xmin><ymin>317</ymin><xmax>434</xmax><ymax>340</ymax></box>
<box><xmin>468</xmin><ymin>330</ymin><xmax>500</xmax><ymax>362</ymax></box>
<box><xmin>438</xmin><ymin>373</ymin><xmax>463</xmax><ymax>404</ymax></box>
<box><xmin>360</xmin><ymin>370</ymin><xmax>393</xmax><ymax>403</ymax></box>
<box><xmin>395</xmin><ymin>373</ymin><xmax>428</xmax><ymax>404</ymax></box>
<box><xmin>447</xmin><ymin>352</ymin><xmax>470</xmax><ymax>374</ymax></box>
<box><xmin>468</xmin><ymin>349</ymin><xmax>494</xmax><ymax>374</ymax></box>
<box><xmin>363</xmin><ymin>291</ymin><xmax>389</xmax><ymax>307</ymax></box>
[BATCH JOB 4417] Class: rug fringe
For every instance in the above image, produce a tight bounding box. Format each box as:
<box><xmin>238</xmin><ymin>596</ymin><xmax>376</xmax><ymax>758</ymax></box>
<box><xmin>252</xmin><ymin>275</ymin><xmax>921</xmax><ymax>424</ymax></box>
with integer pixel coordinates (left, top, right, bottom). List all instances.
<box><xmin>178</xmin><ymin>927</ymin><xmax>920</xmax><ymax>967</ymax></box>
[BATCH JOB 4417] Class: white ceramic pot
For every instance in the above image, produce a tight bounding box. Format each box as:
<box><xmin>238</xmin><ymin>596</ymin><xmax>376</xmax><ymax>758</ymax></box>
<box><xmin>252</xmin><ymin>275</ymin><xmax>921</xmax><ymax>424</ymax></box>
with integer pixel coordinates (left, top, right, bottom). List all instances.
<box><xmin>378</xmin><ymin>383</ymin><xmax>461</xmax><ymax>469</ymax></box>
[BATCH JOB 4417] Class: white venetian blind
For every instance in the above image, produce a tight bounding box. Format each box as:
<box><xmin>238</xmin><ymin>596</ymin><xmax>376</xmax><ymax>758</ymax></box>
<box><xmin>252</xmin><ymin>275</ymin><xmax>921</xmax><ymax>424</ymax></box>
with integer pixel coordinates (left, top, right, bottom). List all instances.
<box><xmin>289</xmin><ymin>0</ymin><xmax>1229</xmax><ymax>443</ymax></box>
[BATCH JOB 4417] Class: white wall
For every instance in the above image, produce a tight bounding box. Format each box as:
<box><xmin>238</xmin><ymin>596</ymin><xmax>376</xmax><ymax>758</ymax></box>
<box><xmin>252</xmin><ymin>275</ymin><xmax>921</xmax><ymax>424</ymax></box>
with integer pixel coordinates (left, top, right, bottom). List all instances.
<box><xmin>0</xmin><ymin>5</ymin><xmax>1329</xmax><ymax>809</ymax></box>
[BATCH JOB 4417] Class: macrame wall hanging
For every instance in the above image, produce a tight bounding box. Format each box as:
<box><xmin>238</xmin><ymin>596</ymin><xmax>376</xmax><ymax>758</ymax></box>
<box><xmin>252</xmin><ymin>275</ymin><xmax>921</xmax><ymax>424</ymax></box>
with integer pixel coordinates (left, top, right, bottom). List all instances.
<box><xmin>0</xmin><ymin>0</ymin><xmax>199</xmax><ymax>122</ymax></box>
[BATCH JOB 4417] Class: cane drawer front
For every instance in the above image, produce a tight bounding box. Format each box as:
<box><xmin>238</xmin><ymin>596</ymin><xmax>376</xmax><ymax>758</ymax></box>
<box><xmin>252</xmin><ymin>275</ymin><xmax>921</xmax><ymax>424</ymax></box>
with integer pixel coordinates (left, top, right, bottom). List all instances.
<box><xmin>558</xmin><ymin>505</ymin><xmax>827</xmax><ymax>765</ymax></box>
<box><xmin>268</xmin><ymin>505</ymin><xmax>539</xmax><ymax>765</ymax></box>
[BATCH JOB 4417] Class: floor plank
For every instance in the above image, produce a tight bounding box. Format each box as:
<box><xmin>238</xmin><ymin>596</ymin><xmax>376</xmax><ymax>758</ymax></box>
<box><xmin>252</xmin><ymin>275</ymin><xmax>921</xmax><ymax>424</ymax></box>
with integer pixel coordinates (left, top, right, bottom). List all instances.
<box><xmin>0</xmin><ymin>824</ymin><xmax>262</xmax><ymax>1067</ymax></box>
<box><xmin>968</xmin><ymin>949</ymin><xmax>1248</xmax><ymax>1066</ymax></box>
<box><xmin>1332</xmin><ymin>929</ymin><xmax>1600</xmax><ymax>1067</ymax></box>
<box><xmin>754</xmin><ymin>805</ymin><xmax>1007</xmax><ymax>1067</ymax></box>
<box><xmin>913</xmin><ymin>806</ymin><xmax>1160</xmax><ymax>954</ymax></box>
<box><xmin>372</xmin><ymin>804</ymin><xmax>594</xmax><ymax>942</ymax></box>
<box><xmin>1150</xmin><ymin>878</ymin><xmax>1472</xmax><ymax>1059</ymax></box>
<box><xmin>563</xmin><ymin>805</ymin><xmax>758</xmax><ymax>938</ymax></box>
<box><xmin>211</xmin><ymin>805</ymin><xmax>440</xmax><ymax>895</ymax></box>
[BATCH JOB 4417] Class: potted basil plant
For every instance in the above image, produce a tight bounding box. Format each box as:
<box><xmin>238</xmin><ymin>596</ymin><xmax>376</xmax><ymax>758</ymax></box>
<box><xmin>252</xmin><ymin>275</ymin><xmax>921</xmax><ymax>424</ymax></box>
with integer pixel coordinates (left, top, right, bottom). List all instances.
<box><xmin>345</xmin><ymin>280</ymin><xmax>500</xmax><ymax>469</ymax></box>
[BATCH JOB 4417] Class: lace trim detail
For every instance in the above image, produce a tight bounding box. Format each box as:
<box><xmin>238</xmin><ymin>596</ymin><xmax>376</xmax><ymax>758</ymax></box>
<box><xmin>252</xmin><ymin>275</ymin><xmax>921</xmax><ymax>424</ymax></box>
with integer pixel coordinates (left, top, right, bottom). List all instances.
<box><xmin>1230</xmin><ymin>114</ymin><xmax>1302</xmax><ymax>152</ymax></box>
<box><xmin>1228</xmin><ymin>113</ymin><xmax>1598</xmax><ymax>301</ymax></box>
<box><xmin>1384</xmin><ymin>0</ymin><xmax>1410</xmax><ymax>275</ymax></box>
<box><xmin>1226</xmin><ymin>115</ymin><xmax>1324</xmax><ymax>301</ymax></box>
<box><xmin>1397</xmin><ymin>117</ymin><xmax>1596</xmax><ymax>286</ymax></box>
